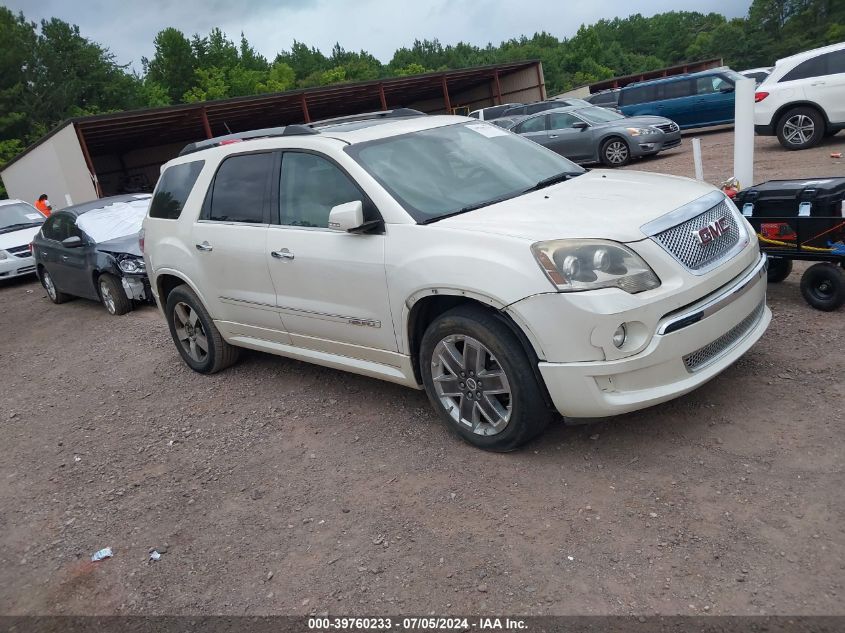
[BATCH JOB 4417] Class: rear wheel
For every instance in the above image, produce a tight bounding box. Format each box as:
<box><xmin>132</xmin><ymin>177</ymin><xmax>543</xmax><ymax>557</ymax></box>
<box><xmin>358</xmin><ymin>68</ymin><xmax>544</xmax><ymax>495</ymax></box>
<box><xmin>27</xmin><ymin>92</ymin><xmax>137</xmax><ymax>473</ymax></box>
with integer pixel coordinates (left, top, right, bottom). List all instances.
<box><xmin>165</xmin><ymin>284</ymin><xmax>239</xmax><ymax>373</ymax></box>
<box><xmin>40</xmin><ymin>268</ymin><xmax>71</xmax><ymax>304</ymax></box>
<box><xmin>776</xmin><ymin>106</ymin><xmax>824</xmax><ymax>150</ymax></box>
<box><xmin>767</xmin><ymin>257</ymin><xmax>793</xmax><ymax>283</ymax></box>
<box><xmin>600</xmin><ymin>137</ymin><xmax>631</xmax><ymax>167</ymax></box>
<box><xmin>420</xmin><ymin>305</ymin><xmax>553</xmax><ymax>451</ymax></box>
<box><xmin>800</xmin><ymin>263</ymin><xmax>845</xmax><ymax>311</ymax></box>
<box><xmin>98</xmin><ymin>274</ymin><xmax>131</xmax><ymax>315</ymax></box>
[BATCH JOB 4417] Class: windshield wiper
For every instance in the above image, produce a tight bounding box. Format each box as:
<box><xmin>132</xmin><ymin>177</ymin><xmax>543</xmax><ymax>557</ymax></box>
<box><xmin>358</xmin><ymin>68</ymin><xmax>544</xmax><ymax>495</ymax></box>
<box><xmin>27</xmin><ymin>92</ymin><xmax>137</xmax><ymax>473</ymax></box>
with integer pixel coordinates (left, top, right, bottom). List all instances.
<box><xmin>420</xmin><ymin>192</ymin><xmax>523</xmax><ymax>225</ymax></box>
<box><xmin>524</xmin><ymin>171</ymin><xmax>583</xmax><ymax>192</ymax></box>
<box><xmin>0</xmin><ymin>222</ymin><xmax>41</xmax><ymax>233</ymax></box>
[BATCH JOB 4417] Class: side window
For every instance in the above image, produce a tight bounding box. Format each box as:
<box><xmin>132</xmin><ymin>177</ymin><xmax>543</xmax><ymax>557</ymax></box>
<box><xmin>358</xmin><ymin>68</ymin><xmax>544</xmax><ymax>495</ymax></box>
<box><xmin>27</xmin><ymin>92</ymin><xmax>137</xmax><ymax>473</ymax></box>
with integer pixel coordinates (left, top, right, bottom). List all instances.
<box><xmin>695</xmin><ymin>77</ymin><xmax>718</xmax><ymax>95</ymax></box>
<box><xmin>41</xmin><ymin>216</ymin><xmax>62</xmax><ymax>241</ymax></box>
<box><xmin>67</xmin><ymin>219</ymin><xmax>83</xmax><ymax>240</ymax></box>
<box><xmin>548</xmin><ymin>113</ymin><xmax>581</xmax><ymax>130</ymax></box>
<box><xmin>781</xmin><ymin>54</ymin><xmax>828</xmax><ymax>82</ymax></box>
<box><xmin>150</xmin><ymin>160</ymin><xmax>204</xmax><ymax>219</ymax></box>
<box><xmin>517</xmin><ymin>116</ymin><xmax>547</xmax><ymax>133</ymax></box>
<box><xmin>207</xmin><ymin>153</ymin><xmax>274</xmax><ymax>223</ymax></box>
<box><xmin>661</xmin><ymin>79</ymin><xmax>692</xmax><ymax>99</ymax></box>
<box><xmin>505</xmin><ymin>106</ymin><xmax>526</xmax><ymax>116</ymax></box>
<box><xmin>829</xmin><ymin>49</ymin><xmax>845</xmax><ymax>74</ymax></box>
<box><xmin>621</xmin><ymin>85</ymin><xmax>657</xmax><ymax>106</ymax></box>
<box><xmin>279</xmin><ymin>153</ymin><xmax>363</xmax><ymax>229</ymax></box>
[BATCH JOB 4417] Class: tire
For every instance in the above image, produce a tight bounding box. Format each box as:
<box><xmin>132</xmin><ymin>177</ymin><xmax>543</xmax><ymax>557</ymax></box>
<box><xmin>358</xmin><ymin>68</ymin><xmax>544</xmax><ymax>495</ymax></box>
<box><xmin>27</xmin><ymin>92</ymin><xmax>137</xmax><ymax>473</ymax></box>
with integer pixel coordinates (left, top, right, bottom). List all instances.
<box><xmin>419</xmin><ymin>305</ymin><xmax>553</xmax><ymax>451</ymax></box>
<box><xmin>600</xmin><ymin>137</ymin><xmax>631</xmax><ymax>167</ymax></box>
<box><xmin>164</xmin><ymin>284</ymin><xmax>240</xmax><ymax>373</ymax></box>
<box><xmin>800</xmin><ymin>263</ymin><xmax>845</xmax><ymax>311</ymax></box>
<box><xmin>776</xmin><ymin>106</ymin><xmax>825</xmax><ymax>150</ymax></box>
<box><xmin>767</xmin><ymin>257</ymin><xmax>793</xmax><ymax>283</ymax></box>
<box><xmin>40</xmin><ymin>268</ymin><xmax>71</xmax><ymax>304</ymax></box>
<box><xmin>98</xmin><ymin>274</ymin><xmax>132</xmax><ymax>315</ymax></box>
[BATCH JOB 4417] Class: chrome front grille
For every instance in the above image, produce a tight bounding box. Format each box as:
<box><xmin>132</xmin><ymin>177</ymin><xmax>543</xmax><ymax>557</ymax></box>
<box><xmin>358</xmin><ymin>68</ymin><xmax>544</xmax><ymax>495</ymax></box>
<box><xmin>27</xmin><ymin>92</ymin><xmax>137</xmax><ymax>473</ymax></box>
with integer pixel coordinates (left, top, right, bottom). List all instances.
<box><xmin>683</xmin><ymin>300</ymin><xmax>765</xmax><ymax>372</ymax></box>
<box><xmin>655</xmin><ymin>122</ymin><xmax>679</xmax><ymax>133</ymax></box>
<box><xmin>7</xmin><ymin>245</ymin><xmax>30</xmax><ymax>258</ymax></box>
<box><xmin>652</xmin><ymin>200</ymin><xmax>742</xmax><ymax>272</ymax></box>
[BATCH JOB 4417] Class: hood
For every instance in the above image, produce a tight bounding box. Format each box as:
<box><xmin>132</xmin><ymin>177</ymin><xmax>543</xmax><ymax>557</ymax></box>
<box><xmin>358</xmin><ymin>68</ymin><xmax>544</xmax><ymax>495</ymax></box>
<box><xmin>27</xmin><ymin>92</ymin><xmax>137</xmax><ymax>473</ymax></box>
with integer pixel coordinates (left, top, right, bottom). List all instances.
<box><xmin>96</xmin><ymin>233</ymin><xmax>142</xmax><ymax>257</ymax></box>
<box><xmin>436</xmin><ymin>170</ymin><xmax>718</xmax><ymax>243</ymax></box>
<box><xmin>598</xmin><ymin>115</ymin><xmax>674</xmax><ymax>128</ymax></box>
<box><xmin>0</xmin><ymin>225</ymin><xmax>41</xmax><ymax>250</ymax></box>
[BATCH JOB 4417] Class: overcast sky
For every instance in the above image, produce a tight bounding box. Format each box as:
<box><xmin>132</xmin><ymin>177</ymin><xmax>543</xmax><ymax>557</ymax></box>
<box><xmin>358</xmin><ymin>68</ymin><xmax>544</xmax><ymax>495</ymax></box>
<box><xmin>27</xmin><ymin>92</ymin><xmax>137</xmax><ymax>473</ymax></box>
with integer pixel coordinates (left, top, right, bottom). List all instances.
<box><xmin>5</xmin><ymin>0</ymin><xmax>751</xmax><ymax>69</ymax></box>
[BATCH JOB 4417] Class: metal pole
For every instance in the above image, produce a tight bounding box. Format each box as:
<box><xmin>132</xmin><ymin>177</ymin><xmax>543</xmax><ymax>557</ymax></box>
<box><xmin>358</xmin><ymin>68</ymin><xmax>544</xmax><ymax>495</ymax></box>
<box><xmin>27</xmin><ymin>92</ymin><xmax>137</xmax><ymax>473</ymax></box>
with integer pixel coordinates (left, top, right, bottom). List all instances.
<box><xmin>441</xmin><ymin>75</ymin><xmax>451</xmax><ymax>113</ymax></box>
<box><xmin>74</xmin><ymin>123</ymin><xmax>102</xmax><ymax>198</ymax></box>
<box><xmin>692</xmin><ymin>138</ymin><xmax>704</xmax><ymax>181</ymax></box>
<box><xmin>300</xmin><ymin>93</ymin><xmax>311</xmax><ymax>123</ymax></box>
<box><xmin>378</xmin><ymin>83</ymin><xmax>387</xmax><ymax>110</ymax></box>
<box><xmin>200</xmin><ymin>107</ymin><xmax>213</xmax><ymax>139</ymax></box>
<box><xmin>733</xmin><ymin>77</ymin><xmax>755</xmax><ymax>190</ymax></box>
<box><xmin>535</xmin><ymin>64</ymin><xmax>546</xmax><ymax>100</ymax></box>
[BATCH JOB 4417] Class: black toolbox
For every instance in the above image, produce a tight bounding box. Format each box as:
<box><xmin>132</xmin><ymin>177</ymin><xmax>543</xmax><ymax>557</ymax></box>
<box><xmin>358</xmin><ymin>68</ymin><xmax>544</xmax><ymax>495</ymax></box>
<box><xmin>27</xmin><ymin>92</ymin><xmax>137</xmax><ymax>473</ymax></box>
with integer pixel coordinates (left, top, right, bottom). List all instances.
<box><xmin>734</xmin><ymin>177</ymin><xmax>845</xmax><ymax>218</ymax></box>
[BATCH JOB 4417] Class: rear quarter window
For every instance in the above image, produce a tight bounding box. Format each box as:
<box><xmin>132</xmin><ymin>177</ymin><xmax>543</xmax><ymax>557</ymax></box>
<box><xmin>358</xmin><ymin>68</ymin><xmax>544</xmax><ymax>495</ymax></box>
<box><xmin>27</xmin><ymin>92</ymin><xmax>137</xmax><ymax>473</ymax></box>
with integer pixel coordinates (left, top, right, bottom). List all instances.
<box><xmin>620</xmin><ymin>84</ymin><xmax>658</xmax><ymax>106</ymax></box>
<box><xmin>149</xmin><ymin>160</ymin><xmax>205</xmax><ymax>219</ymax></box>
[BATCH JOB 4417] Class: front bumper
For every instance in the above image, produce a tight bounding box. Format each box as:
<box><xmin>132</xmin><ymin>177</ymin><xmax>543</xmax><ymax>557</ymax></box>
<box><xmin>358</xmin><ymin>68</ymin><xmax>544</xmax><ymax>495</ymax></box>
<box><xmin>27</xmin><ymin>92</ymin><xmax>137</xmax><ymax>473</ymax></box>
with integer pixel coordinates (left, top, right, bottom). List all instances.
<box><xmin>0</xmin><ymin>254</ymin><xmax>37</xmax><ymax>279</ymax></box>
<box><xmin>524</xmin><ymin>253</ymin><xmax>770</xmax><ymax>417</ymax></box>
<box><xmin>630</xmin><ymin>131</ymin><xmax>682</xmax><ymax>157</ymax></box>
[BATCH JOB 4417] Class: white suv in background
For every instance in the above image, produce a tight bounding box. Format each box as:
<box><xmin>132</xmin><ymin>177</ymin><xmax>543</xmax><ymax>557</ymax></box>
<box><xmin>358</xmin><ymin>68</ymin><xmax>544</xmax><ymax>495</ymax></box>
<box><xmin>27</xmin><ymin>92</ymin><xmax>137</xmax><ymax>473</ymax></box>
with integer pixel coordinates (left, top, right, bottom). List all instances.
<box><xmin>143</xmin><ymin>110</ymin><xmax>770</xmax><ymax>451</ymax></box>
<box><xmin>0</xmin><ymin>199</ymin><xmax>46</xmax><ymax>280</ymax></box>
<box><xmin>754</xmin><ymin>41</ymin><xmax>845</xmax><ymax>149</ymax></box>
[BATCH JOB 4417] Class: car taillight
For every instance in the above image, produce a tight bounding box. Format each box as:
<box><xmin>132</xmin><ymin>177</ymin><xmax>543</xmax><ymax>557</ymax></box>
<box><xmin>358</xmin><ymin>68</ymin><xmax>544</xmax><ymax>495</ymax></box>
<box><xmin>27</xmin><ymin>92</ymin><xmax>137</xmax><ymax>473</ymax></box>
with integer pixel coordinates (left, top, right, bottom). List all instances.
<box><xmin>139</xmin><ymin>228</ymin><xmax>145</xmax><ymax>254</ymax></box>
<box><xmin>754</xmin><ymin>91</ymin><xmax>769</xmax><ymax>103</ymax></box>
<box><xmin>29</xmin><ymin>242</ymin><xmax>34</xmax><ymax>254</ymax></box>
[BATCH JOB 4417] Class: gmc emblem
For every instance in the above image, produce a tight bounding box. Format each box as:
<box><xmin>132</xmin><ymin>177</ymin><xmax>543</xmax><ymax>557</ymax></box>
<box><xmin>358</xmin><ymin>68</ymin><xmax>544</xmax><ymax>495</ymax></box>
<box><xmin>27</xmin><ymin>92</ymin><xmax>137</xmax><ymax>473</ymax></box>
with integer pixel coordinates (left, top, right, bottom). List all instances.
<box><xmin>694</xmin><ymin>217</ymin><xmax>731</xmax><ymax>245</ymax></box>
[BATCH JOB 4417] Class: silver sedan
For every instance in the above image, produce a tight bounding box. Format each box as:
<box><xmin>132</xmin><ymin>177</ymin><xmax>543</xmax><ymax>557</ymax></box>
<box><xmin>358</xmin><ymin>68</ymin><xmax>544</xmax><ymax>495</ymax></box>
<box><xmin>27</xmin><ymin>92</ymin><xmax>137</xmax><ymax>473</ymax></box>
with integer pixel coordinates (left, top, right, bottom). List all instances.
<box><xmin>500</xmin><ymin>105</ymin><xmax>682</xmax><ymax>167</ymax></box>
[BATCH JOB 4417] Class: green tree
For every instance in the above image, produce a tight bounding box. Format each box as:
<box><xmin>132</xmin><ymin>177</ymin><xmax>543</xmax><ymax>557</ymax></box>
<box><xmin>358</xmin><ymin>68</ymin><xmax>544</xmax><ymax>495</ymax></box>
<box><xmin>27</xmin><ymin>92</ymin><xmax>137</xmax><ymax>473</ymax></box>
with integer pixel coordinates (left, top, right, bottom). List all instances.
<box><xmin>143</xmin><ymin>28</ymin><xmax>195</xmax><ymax>103</ymax></box>
<box><xmin>0</xmin><ymin>9</ymin><xmax>36</xmax><ymax>141</ymax></box>
<box><xmin>255</xmin><ymin>61</ymin><xmax>296</xmax><ymax>93</ymax></box>
<box><xmin>183</xmin><ymin>67</ymin><xmax>228</xmax><ymax>102</ymax></box>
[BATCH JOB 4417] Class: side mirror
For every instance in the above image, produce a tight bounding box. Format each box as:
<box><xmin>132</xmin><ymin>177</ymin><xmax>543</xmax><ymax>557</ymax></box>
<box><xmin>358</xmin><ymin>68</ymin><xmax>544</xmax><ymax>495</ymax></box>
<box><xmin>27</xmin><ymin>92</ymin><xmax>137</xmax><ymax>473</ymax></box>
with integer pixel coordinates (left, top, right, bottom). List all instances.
<box><xmin>720</xmin><ymin>85</ymin><xmax>735</xmax><ymax>93</ymax></box>
<box><xmin>328</xmin><ymin>201</ymin><xmax>365</xmax><ymax>232</ymax></box>
<box><xmin>572</xmin><ymin>121</ymin><xmax>589</xmax><ymax>130</ymax></box>
<box><xmin>61</xmin><ymin>236</ymin><xmax>84</xmax><ymax>248</ymax></box>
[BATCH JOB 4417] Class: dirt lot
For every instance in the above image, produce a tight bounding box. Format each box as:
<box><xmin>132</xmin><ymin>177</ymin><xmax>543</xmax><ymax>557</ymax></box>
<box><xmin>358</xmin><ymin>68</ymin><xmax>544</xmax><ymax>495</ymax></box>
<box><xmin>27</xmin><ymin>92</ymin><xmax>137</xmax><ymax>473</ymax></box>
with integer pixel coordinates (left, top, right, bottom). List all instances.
<box><xmin>1</xmin><ymin>129</ymin><xmax>843</xmax><ymax>617</ymax></box>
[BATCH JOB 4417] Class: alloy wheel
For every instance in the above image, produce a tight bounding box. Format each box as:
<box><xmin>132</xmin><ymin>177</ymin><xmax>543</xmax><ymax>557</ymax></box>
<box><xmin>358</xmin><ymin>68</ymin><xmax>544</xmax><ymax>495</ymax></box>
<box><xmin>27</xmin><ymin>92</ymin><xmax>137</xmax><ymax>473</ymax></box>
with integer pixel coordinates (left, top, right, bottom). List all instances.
<box><xmin>173</xmin><ymin>301</ymin><xmax>209</xmax><ymax>362</ymax></box>
<box><xmin>43</xmin><ymin>272</ymin><xmax>57</xmax><ymax>301</ymax></box>
<box><xmin>430</xmin><ymin>335</ymin><xmax>512</xmax><ymax>436</ymax></box>
<box><xmin>99</xmin><ymin>280</ymin><xmax>116</xmax><ymax>314</ymax></box>
<box><xmin>783</xmin><ymin>114</ymin><xmax>815</xmax><ymax>146</ymax></box>
<box><xmin>605</xmin><ymin>140</ymin><xmax>629</xmax><ymax>165</ymax></box>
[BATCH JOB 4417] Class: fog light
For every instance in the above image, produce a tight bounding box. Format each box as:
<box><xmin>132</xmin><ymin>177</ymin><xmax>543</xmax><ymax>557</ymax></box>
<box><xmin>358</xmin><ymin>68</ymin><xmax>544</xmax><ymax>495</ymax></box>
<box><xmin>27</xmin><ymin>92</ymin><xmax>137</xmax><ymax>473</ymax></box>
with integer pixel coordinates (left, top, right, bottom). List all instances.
<box><xmin>612</xmin><ymin>324</ymin><xmax>627</xmax><ymax>348</ymax></box>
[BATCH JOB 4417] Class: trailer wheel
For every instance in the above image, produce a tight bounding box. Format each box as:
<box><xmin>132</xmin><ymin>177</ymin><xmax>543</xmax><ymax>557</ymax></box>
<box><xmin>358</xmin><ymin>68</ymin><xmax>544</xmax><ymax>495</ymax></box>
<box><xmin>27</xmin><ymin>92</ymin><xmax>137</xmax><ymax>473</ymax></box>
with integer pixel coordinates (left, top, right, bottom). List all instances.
<box><xmin>800</xmin><ymin>263</ymin><xmax>845</xmax><ymax>311</ymax></box>
<box><xmin>767</xmin><ymin>257</ymin><xmax>793</xmax><ymax>283</ymax></box>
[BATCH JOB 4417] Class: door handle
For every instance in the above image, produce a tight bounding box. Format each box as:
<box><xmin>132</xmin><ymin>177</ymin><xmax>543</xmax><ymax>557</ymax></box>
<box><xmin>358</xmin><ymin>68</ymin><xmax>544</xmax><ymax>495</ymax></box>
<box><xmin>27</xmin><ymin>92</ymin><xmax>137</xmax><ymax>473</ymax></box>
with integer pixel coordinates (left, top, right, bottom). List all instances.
<box><xmin>810</xmin><ymin>81</ymin><xmax>826</xmax><ymax>86</ymax></box>
<box><xmin>61</xmin><ymin>255</ymin><xmax>69</xmax><ymax>261</ymax></box>
<box><xmin>271</xmin><ymin>249</ymin><xmax>294</xmax><ymax>260</ymax></box>
<box><xmin>195</xmin><ymin>242</ymin><xmax>213</xmax><ymax>252</ymax></box>
<box><xmin>548</xmin><ymin>134</ymin><xmax>559</xmax><ymax>138</ymax></box>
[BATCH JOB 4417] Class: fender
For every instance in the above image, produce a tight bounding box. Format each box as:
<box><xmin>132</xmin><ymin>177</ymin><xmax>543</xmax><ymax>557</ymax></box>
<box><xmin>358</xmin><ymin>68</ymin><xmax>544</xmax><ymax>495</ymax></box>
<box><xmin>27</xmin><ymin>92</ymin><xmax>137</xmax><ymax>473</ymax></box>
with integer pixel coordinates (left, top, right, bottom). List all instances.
<box><xmin>150</xmin><ymin>267</ymin><xmax>212</xmax><ymax>316</ymax></box>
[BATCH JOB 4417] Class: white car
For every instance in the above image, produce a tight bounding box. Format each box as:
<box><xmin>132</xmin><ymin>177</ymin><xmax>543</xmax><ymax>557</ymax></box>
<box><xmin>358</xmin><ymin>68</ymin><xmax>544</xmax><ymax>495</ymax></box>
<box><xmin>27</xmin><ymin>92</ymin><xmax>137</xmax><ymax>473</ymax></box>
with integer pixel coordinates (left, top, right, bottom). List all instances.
<box><xmin>0</xmin><ymin>199</ymin><xmax>46</xmax><ymax>280</ymax></box>
<box><xmin>143</xmin><ymin>111</ymin><xmax>770</xmax><ymax>451</ymax></box>
<box><xmin>754</xmin><ymin>42</ymin><xmax>845</xmax><ymax>149</ymax></box>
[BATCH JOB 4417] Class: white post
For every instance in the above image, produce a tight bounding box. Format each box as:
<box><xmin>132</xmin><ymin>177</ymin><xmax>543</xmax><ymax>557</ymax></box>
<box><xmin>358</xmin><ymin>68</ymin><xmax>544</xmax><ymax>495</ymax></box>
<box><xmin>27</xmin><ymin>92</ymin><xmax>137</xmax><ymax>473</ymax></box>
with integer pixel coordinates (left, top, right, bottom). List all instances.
<box><xmin>692</xmin><ymin>138</ymin><xmax>704</xmax><ymax>180</ymax></box>
<box><xmin>733</xmin><ymin>77</ymin><xmax>755</xmax><ymax>190</ymax></box>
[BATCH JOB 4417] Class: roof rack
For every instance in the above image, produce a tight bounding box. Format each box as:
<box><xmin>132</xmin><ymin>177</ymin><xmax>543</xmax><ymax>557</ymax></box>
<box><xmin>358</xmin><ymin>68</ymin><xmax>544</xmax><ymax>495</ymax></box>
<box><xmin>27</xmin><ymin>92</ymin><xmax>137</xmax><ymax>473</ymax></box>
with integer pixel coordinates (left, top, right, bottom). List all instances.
<box><xmin>309</xmin><ymin>108</ymin><xmax>426</xmax><ymax>128</ymax></box>
<box><xmin>178</xmin><ymin>124</ymin><xmax>318</xmax><ymax>157</ymax></box>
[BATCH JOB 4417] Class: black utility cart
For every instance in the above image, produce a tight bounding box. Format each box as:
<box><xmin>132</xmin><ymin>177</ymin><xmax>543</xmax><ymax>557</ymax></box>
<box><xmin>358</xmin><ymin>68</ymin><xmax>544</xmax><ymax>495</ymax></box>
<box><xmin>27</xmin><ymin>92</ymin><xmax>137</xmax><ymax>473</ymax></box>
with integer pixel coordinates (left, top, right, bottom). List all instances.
<box><xmin>734</xmin><ymin>177</ymin><xmax>845</xmax><ymax>311</ymax></box>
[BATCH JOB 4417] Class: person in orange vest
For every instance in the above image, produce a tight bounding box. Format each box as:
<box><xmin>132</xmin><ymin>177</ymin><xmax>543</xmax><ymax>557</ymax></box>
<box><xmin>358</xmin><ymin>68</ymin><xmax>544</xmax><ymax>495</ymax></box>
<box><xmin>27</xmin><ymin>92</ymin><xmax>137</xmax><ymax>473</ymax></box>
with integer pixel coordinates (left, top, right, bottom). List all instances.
<box><xmin>34</xmin><ymin>194</ymin><xmax>52</xmax><ymax>217</ymax></box>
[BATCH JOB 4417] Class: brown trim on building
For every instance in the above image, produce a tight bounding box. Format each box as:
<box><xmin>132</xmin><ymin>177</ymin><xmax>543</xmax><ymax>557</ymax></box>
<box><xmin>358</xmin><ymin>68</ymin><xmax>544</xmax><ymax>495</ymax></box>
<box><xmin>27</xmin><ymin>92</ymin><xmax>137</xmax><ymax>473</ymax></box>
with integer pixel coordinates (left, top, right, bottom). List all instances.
<box><xmin>74</xmin><ymin>124</ymin><xmax>102</xmax><ymax>198</ymax></box>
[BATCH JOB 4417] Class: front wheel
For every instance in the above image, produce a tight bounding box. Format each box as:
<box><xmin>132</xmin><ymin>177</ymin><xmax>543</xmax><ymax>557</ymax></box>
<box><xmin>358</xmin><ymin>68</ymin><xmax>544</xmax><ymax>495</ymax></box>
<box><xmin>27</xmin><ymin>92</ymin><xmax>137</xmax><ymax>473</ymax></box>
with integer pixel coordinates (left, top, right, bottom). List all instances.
<box><xmin>420</xmin><ymin>305</ymin><xmax>553</xmax><ymax>451</ymax></box>
<box><xmin>600</xmin><ymin>137</ymin><xmax>631</xmax><ymax>167</ymax></box>
<box><xmin>98</xmin><ymin>274</ymin><xmax>131</xmax><ymax>315</ymax></box>
<box><xmin>164</xmin><ymin>284</ymin><xmax>240</xmax><ymax>373</ymax></box>
<box><xmin>800</xmin><ymin>263</ymin><xmax>845</xmax><ymax>311</ymax></box>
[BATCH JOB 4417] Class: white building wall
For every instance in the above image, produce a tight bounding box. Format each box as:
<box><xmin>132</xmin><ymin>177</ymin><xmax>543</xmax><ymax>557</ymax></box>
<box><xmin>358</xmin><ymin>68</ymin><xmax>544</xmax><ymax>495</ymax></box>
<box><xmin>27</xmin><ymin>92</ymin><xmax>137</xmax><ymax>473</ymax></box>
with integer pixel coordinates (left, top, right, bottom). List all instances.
<box><xmin>0</xmin><ymin>124</ymin><xmax>96</xmax><ymax>210</ymax></box>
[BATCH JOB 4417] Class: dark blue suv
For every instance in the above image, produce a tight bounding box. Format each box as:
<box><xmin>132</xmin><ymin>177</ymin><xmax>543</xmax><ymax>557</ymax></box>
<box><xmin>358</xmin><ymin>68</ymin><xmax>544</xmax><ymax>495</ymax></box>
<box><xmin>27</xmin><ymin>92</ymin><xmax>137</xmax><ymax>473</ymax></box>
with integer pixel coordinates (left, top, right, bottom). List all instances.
<box><xmin>618</xmin><ymin>69</ymin><xmax>744</xmax><ymax>129</ymax></box>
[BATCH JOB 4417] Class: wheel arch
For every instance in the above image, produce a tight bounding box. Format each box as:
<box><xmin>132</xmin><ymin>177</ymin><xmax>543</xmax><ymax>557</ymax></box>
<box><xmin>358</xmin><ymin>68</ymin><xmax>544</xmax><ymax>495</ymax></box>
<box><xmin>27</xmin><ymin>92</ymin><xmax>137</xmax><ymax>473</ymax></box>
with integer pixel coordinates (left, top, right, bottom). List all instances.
<box><xmin>774</xmin><ymin>101</ymin><xmax>830</xmax><ymax>129</ymax></box>
<box><xmin>404</xmin><ymin>291</ymin><xmax>553</xmax><ymax>408</ymax></box>
<box><xmin>153</xmin><ymin>269</ymin><xmax>210</xmax><ymax>312</ymax></box>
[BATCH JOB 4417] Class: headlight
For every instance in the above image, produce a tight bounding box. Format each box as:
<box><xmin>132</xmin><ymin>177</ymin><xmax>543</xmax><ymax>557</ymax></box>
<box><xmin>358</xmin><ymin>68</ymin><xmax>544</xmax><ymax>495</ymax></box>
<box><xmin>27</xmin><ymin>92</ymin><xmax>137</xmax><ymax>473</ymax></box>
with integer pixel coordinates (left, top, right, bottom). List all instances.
<box><xmin>0</xmin><ymin>251</ymin><xmax>7</xmax><ymax>260</ymax></box>
<box><xmin>118</xmin><ymin>256</ymin><xmax>145</xmax><ymax>273</ymax></box>
<box><xmin>531</xmin><ymin>240</ymin><xmax>661</xmax><ymax>293</ymax></box>
<box><xmin>626</xmin><ymin>127</ymin><xmax>658</xmax><ymax>136</ymax></box>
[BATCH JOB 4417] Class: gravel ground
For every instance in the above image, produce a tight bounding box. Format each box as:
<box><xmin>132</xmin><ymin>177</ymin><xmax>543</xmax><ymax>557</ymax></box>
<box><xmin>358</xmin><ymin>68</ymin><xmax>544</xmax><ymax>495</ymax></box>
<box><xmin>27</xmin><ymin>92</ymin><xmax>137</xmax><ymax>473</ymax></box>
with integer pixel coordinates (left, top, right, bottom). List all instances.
<box><xmin>1</xmin><ymin>129</ymin><xmax>843</xmax><ymax>617</ymax></box>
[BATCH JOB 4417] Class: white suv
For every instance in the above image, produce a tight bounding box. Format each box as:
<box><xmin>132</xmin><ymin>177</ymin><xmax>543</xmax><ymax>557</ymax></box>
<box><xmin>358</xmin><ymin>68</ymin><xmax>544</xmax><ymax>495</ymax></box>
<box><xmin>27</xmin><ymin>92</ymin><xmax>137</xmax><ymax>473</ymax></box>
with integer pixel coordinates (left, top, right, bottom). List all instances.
<box><xmin>754</xmin><ymin>42</ymin><xmax>845</xmax><ymax>149</ymax></box>
<box><xmin>143</xmin><ymin>110</ymin><xmax>770</xmax><ymax>451</ymax></box>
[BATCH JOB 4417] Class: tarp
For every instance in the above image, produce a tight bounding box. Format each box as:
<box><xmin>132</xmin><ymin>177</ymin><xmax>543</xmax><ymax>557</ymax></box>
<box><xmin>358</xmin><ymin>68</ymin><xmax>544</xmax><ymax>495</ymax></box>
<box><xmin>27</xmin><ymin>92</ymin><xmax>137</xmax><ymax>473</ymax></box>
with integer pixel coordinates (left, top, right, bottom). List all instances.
<box><xmin>76</xmin><ymin>195</ymin><xmax>151</xmax><ymax>244</ymax></box>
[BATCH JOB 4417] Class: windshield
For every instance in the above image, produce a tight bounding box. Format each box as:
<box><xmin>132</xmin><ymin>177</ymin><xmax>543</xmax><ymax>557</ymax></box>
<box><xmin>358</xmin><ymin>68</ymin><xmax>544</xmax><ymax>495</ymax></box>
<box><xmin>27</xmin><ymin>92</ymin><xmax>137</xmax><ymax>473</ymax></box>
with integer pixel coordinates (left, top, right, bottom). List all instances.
<box><xmin>345</xmin><ymin>122</ymin><xmax>584</xmax><ymax>222</ymax></box>
<box><xmin>575</xmin><ymin>107</ymin><xmax>626</xmax><ymax>124</ymax></box>
<box><xmin>0</xmin><ymin>202</ymin><xmax>45</xmax><ymax>233</ymax></box>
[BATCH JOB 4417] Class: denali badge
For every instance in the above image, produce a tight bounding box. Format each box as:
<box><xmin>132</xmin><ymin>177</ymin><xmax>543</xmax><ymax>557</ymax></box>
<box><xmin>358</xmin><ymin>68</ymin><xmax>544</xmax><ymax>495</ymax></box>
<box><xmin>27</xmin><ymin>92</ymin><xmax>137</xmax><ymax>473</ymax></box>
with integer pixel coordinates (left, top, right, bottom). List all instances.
<box><xmin>694</xmin><ymin>217</ymin><xmax>730</xmax><ymax>245</ymax></box>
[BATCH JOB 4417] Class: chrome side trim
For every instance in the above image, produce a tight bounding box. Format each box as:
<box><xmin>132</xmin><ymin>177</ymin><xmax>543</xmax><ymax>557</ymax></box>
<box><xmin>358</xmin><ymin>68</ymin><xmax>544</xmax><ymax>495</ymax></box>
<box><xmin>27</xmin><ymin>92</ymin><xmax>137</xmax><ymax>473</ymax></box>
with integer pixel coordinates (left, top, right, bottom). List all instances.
<box><xmin>657</xmin><ymin>253</ymin><xmax>767</xmax><ymax>335</ymax></box>
<box><xmin>640</xmin><ymin>190</ymin><xmax>728</xmax><ymax>237</ymax></box>
<box><xmin>218</xmin><ymin>295</ymin><xmax>381</xmax><ymax>327</ymax></box>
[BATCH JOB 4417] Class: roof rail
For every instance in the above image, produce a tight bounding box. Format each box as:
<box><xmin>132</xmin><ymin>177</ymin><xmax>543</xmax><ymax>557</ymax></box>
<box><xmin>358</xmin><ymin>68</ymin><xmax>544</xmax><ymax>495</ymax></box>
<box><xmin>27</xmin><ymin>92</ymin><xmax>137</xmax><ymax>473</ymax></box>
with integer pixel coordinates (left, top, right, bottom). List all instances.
<box><xmin>309</xmin><ymin>108</ymin><xmax>426</xmax><ymax>128</ymax></box>
<box><xmin>178</xmin><ymin>124</ymin><xmax>318</xmax><ymax>157</ymax></box>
